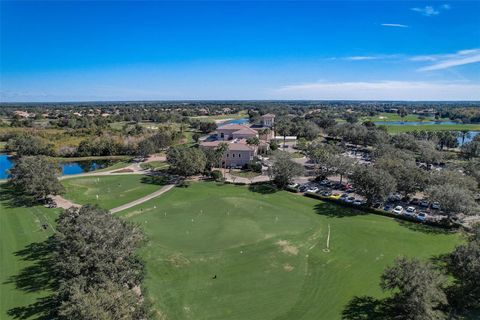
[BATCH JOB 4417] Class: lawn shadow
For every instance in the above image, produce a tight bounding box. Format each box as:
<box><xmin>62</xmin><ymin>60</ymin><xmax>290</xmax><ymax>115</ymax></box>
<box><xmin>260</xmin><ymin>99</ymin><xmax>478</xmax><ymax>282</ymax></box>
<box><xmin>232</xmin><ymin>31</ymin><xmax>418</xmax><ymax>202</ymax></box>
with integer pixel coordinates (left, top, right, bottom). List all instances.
<box><xmin>314</xmin><ymin>202</ymin><xmax>368</xmax><ymax>218</ymax></box>
<box><xmin>342</xmin><ymin>296</ymin><xmax>392</xmax><ymax>320</ymax></box>
<box><xmin>140</xmin><ymin>175</ymin><xmax>169</xmax><ymax>186</ymax></box>
<box><xmin>248</xmin><ymin>183</ymin><xmax>278</xmax><ymax>194</ymax></box>
<box><xmin>395</xmin><ymin>219</ymin><xmax>456</xmax><ymax>235</ymax></box>
<box><xmin>0</xmin><ymin>183</ymin><xmax>37</xmax><ymax>208</ymax></box>
<box><xmin>4</xmin><ymin>237</ymin><xmax>58</xmax><ymax>319</ymax></box>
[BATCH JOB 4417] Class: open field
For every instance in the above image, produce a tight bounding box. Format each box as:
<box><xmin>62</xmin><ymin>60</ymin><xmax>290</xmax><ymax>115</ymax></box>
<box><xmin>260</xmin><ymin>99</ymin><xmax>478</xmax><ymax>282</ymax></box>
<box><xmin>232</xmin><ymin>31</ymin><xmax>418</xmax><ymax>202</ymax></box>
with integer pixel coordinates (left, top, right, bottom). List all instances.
<box><xmin>118</xmin><ymin>182</ymin><xmax>460</xmax><ymax>320</ymax></box>
<box><xmin>62</xmin><ymin>175</ymin><xmax>164</xmax><ymax>210</ymax></box>
<box><xmin>384</xmin><ymin>123</ymin><xmax>480</xmax><ymax>133</ymax></box>
<box><xmin>190</xmin><ymin>111</ymin><xmax>248</xmax><ymax>122</ymax></box>
<box><xmin>0</xmin><ymin>184</ymin><xmax>61</xmax><ymax>319</ymax></box>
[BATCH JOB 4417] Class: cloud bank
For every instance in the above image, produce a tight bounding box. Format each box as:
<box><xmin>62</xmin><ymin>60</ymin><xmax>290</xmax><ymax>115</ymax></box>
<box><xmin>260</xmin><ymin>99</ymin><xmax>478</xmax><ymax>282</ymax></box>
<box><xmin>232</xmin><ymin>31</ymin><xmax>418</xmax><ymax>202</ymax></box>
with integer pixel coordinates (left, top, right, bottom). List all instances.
<box><xmin>274</xmin><ymin>81</ymin><xmax>480</xmax><ymax>101</ymax></box>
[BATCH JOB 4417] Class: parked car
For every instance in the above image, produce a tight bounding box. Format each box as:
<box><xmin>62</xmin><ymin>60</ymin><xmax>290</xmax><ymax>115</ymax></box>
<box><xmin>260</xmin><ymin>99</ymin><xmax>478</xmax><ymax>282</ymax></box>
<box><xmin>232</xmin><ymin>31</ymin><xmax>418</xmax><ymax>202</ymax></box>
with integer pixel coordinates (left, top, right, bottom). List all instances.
<box><xmin>410</xmin><ymin>198</ymin><xmax>420</xmax><ymax>205</ymax></box>
<box><xmin>321</xmin><ymin>190</ymin><xmax>332</xmax><ymax>197</ymax></box>
<box><xmin>431</xmin><ymin>202</ymin><xmax>441</xmax><ymax>210</ymax></box>
<box><xmin>388</xmin><ymin>193</ymin><xmax>402</xmax><ymax>201</ymax></box>
<box><xmin>392</xmin><ymin>206</ymin><xmax>404</xmax><ymax>215</ymax></box>
<box><xmin>420</xmin><ymin>200</ymin><xmax>430</xmax><ymax>208</ymax></box>
<box><xmin>330</xmin><ymin>193</ymin><xmax>341</xmax><ymax>199</ymax></box>
<box><xmin>299</xmin><ymin>185</ymin><xmax>308</xmax><ymax>192</ymax></box>
<box><xmin>416</xmin><ymin>212</ymin><xmax>427</xmax><ymax>222</ymax></box>
<box><xmin>353</xmin><ymin>199</ymin><xmax>364</xmax><ymax>206</ymax></box>
<box><xmin>340</xmin><ymin>193</ymin><xmax>348</xmax><ymax>200</ymax></box>
<box><xmin>288</xmin><ymin>183</ymin><xmax>299</xmax><ymax>189</ymax></box>
<box><xmin>306</xmin><ymin>186</ymin><xmax>319</xmax><ymax>193</ymax></box>
<box><xmin>383</xmin><ymin>204</ymin><xmax>393</xmax><ymax>211</ymax></box>
<box><xmin>404</xmin><ymin>206</ymin><xmax>416</xmax><ymax>217</ymax></box>
<box><xmin>345</xmin><ymin>196</ymin><xmax>356</xmax><ymax>204</ymax></box>
<box><xmin>345</xmin><ymin>187</ymin><xmax>355</xmax><ymax>193</ymax></box>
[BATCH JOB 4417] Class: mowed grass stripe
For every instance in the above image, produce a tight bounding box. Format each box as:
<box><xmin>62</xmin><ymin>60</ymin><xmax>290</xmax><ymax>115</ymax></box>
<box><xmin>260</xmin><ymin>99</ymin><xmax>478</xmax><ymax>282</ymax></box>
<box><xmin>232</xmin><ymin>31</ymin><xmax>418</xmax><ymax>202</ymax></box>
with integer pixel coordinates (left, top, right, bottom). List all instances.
<box><xmin>118</xmin><ymin>182</ymin><xmax>460</xmax><ymax>320</ymax></box>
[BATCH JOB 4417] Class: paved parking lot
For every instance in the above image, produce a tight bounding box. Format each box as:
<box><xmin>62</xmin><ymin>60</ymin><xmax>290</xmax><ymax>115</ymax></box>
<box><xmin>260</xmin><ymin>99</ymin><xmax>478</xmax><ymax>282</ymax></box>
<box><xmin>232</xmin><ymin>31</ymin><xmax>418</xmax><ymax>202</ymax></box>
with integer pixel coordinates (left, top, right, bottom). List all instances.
<box><xmin>290</xmin><ymin>178</ymin><xmax>447</xmax><ymax>223</ymax></box>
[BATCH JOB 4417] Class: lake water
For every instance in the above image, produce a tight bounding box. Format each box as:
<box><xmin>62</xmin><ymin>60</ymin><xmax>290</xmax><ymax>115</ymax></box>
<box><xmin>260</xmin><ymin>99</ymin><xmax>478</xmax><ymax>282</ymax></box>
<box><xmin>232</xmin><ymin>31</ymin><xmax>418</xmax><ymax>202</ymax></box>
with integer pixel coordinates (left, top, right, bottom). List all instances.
<box><xmin>0</xmin><ymin>154</ymin><xmax>116</xmax><ymax>179</ymax></box>
<box><xmin>374</xmin><ymin>121</ymin><xmax>458</xmax><ymax>126</ymax></box>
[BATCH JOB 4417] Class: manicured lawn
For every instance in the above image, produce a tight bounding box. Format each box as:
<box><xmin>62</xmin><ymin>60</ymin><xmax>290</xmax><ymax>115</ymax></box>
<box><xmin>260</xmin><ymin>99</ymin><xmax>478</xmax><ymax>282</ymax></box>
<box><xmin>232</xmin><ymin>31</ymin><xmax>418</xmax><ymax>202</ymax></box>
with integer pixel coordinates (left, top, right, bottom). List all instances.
<box><xmin>0</xmin><ymin>184</ymin><xmax>60</xmax><ymax>320</ymax></box>
<box><xmin>118</xmin><ymin>182</ymin><xmax>461</xmax><ymax>320</ymax></box>
<box><xmin>362</xmin><ymin>112</ymin><xmax>440</xmax><ymax>122</ymax></box>
<box><xmin>140</xmin><ymin>161</ymin><xmax>169</xmax><ymax>170</ymax></box>
<box><xmin>385</xmin><ymin>123</ymin><xmax>480</xmax><ymax>133</ymax></box>
<box><xmin>190</xmin><ymin>111</ymin><xmax>247</xmax><ymax>122</ymax></box>
<box><xmin>62</xmin><ymin>175</ymin><xmax>163</xmax><ymax>210</ymax></box>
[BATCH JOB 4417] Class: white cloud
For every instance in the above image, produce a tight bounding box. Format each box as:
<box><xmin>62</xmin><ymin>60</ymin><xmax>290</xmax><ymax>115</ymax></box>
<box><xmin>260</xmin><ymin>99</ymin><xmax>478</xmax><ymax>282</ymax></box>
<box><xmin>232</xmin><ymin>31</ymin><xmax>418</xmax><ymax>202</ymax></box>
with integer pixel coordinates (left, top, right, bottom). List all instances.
<box><xmin>345</xmin><ymin>56</ymin><xmax>378</xmax><ymax>61</ymax></box>
<box><xmin>381</xmin><ymin>23</ymin><xmax>408</xmax><ymax>28</ymax></box>
<box><xmin>411</xmin><ymin>6</ymin><xmax>439</xmax><ymax>16</ymax></box>
<box><xmin>274</xmin><ymin>81</ymin><xmax>480</xmax><ymax>101</ymax></box>
<box><xmin>413</xmin><ymin>49</ymin><xmax>480</xmax><ymax>71</ymax></box>
<box><xmin>442</xmin><ymin>4</ymin><xmax>451</xmax><ymax>10</ymax></box>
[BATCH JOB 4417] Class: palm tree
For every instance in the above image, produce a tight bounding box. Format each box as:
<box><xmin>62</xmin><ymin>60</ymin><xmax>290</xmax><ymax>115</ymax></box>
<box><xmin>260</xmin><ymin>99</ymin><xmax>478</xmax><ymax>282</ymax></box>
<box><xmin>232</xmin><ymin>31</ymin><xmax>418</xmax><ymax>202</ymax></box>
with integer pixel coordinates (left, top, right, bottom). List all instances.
<box><xmin>215</xmin><ymin>142</ymin><xmax>229</xmax><ymax>177</ymax></box>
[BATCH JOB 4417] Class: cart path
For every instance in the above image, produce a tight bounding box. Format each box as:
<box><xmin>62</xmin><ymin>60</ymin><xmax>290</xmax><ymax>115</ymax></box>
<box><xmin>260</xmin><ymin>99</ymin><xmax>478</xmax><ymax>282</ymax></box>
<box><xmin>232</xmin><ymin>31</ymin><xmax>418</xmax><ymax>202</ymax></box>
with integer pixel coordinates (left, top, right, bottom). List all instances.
<box><xmin>52</xmin><ymin>184</ymin><xmax>175</xmax><ymax>214</ymax></box>
<box><xmin>109</xmin><ymin>184</ymin><xmax>174</xmax><ymax>213</ymax></box>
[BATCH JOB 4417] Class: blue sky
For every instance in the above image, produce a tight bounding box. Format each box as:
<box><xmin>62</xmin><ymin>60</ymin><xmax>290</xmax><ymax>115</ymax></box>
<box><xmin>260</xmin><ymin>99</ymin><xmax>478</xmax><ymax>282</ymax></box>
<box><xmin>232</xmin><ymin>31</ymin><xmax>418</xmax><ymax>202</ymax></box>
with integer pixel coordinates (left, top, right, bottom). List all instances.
<box><xmin>1</xmin><ymin>1</ymin><xmax>479</xmax><ymax>102</ymax></box>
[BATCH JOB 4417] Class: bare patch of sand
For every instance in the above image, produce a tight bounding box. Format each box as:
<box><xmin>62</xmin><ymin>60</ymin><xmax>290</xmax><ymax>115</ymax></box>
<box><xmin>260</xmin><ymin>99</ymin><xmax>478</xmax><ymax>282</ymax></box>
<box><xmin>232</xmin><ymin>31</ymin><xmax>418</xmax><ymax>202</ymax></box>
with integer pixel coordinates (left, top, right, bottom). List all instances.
<box><xmin>167</xmin><ymin>253</ymin><xmax>190</xmax><ymax>267</ymax></box>
<box><xmin>276</xmin><ymin>240</ymin><xmax>299</xmax><ymax>256</ymax></box>
<box><xmin>283</xmin><ymin>264</ymin><xmax>294</xmax><ymax>272</ymax></box>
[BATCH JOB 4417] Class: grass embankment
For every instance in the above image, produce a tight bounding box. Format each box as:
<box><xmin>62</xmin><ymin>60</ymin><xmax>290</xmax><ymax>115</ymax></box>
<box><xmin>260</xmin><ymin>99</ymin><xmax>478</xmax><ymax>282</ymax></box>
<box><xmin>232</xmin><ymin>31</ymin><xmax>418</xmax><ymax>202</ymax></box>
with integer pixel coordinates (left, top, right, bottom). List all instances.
<box><xmin>140</xmin><ymin>161</ymin><xmax>169</xmax><ymax>171</ymax></box>
<box><xmin>62</xmin><ymin>175</ymin><xmax>163</xmax><ymax>210</ymax></box>
<box><xmin>117</xmin><ymin>182</ymin><xmax>460</xmax><ymax>320</ymax></box>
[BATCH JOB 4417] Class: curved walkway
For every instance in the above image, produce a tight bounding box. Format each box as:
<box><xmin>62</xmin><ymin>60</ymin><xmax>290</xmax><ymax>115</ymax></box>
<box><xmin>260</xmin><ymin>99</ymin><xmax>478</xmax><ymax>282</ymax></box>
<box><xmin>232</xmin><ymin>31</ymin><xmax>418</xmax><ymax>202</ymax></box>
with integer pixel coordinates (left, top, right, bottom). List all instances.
<box><xmin>53</xmin><ymin>184</ymin><xmax>175</xmax><ymax>213</ymax></box>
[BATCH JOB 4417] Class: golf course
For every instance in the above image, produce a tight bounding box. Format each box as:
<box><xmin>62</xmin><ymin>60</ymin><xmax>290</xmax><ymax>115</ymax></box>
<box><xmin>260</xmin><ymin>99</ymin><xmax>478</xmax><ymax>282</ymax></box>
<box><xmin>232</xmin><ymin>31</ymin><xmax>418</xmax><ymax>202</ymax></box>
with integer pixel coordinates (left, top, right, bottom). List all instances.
<box><xmin>0</xmin><ymin>177</ymin><xmax>462</xmax><ymax>319</ymax></box>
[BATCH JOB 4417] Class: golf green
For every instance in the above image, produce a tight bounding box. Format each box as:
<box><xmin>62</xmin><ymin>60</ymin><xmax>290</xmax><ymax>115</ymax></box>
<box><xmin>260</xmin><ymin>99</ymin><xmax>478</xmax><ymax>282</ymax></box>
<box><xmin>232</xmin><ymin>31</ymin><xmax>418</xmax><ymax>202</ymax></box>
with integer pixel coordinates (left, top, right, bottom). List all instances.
<box><xmin>62</xmin><ymin>174</ymin><xmax>163</xmax><ymax>210</ymax></box>
<box><xmin>118</xmin><ymin>182</ymin><xmax>460</xmax><ymax>320</ymax></box>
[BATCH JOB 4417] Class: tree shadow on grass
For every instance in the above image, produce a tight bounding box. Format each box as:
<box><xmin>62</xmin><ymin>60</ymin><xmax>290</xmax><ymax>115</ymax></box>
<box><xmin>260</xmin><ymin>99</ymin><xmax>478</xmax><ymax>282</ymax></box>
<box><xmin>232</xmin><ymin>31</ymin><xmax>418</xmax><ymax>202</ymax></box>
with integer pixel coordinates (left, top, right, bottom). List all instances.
<box><xmin>342</xmin><ymin>296</ymin><xmax>393</xmax><ymax>320</ymax></box>
<box><xmin>4</xmin><ymin>237</ymin><xmax>59</xmax><ymax>320</ymax></box>
<box><xmin>313</xmin><ymin>202</ymin><xmax>368</xmax><ymax>218</ymax></box>
<box><xmin>0</xmin><ymin>183</ymin><xmax>37</xmax><ymax>209</ymax></box>
<box><xmin>140</xmin><ymin>175</ymin><xmax>169</xmax><ymax>186</ymax></box>
<box><xmin>248</xmin><ymin>183</ymin><xmax>278</xmax><ymax>194</ymax></box>
<box><xmin>395</xmin><ymin>219</ymin><xmax>456</xmax><ymax>235</ymax></box>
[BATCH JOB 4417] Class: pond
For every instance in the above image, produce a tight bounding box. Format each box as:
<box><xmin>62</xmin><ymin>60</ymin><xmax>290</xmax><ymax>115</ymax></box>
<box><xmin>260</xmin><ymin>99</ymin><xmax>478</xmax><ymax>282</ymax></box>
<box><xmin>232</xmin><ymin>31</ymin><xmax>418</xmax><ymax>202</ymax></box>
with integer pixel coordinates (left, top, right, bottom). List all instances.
<box><xmin>0</xmin><ymin>154</ymin><xmax>118</xmax><ymax>180</ymax></box>
<box><xmin>374</xmin><ymin>121</ymin><xmax>458</xmax><ymax>126</ymax></box>
<box><xmin>458</xmin><ymin>131</ymin><xmax>479</xmax><ymax>146</ymax></box>
<box><xmin>223</xmin><ymin>118</ymin><xmax>250</xmax><ymax>125</ymax></box>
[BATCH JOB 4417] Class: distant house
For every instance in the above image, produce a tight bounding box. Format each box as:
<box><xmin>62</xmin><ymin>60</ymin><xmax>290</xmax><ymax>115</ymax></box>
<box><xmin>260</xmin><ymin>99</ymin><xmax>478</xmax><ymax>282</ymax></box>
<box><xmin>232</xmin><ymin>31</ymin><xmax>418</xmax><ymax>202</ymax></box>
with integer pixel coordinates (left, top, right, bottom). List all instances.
<box><xmin>200</xmin><ymin>139</ymin><xmax>257</xmax><ymax>168</ymax></box>
<box><xmin>216</xmin><ymin>124</ymin><xmax>258</xmax><ymax>141</ymax></box>
<box><xmin>260</xmin><ymin>113</ymin><xmax>275</xmax><ymax>128</ymax></box>
<box><xmin>13</xmin><ymin>110</ymin><xmax>32</xmax><ymax>118</ymax></box>
<box><xmin>200</xmin><ymin>122</ymin><xmax>273</xmax><ymax>168</ymax></box>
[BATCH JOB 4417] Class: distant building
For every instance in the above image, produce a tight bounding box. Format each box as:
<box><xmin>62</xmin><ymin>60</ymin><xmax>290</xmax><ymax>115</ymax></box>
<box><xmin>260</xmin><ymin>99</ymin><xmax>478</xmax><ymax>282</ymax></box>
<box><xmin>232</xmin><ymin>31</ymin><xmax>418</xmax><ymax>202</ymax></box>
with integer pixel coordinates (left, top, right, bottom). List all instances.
<box><xmin>200</xmin><ymin>122</ymin><xmax>272</xmax><ymax>168</ymax></box>
<box><xmin>13</xmin><ymin>110</ymin><xmax>32</xmax><ymax>118</ymax></box>
<box><xmin>200</xmin><ymin>139</ymin><xmax>258</xmax><ymax>168</ymax></box>
<box><xmin>261</xmin><ymin>113</ymin><xmax>275</xmax><ymax>128</ymax></box>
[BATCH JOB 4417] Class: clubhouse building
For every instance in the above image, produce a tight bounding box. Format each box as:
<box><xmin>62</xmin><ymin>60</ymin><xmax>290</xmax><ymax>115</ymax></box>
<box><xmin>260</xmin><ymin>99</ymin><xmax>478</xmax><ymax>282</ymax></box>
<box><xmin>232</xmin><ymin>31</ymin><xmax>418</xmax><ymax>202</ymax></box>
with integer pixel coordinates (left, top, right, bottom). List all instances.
<box><xmin>200</xmin><ymin>113</ymin><xmax>275</xmax><ymax>168</ymax></box>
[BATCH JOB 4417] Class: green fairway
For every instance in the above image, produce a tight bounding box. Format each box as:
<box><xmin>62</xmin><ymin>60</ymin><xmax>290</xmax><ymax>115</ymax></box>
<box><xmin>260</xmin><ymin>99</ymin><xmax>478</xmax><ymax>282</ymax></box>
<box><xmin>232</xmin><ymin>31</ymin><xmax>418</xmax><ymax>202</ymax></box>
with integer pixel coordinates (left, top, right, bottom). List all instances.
<box><xmin>363</xmin><ymin>112</ymin><xmax>441</xmax><ymax>122</ymax></box>
<box><xmin>0</xmin><ymin>184</ymin><xmax>60</xmax><ymax>319</ymax></box>
<box><xmin>385</xmin><ymin>123</ymin><xmax>480</xmax><ymax>133</ymax></box>
<box><xmin>62</xmin><ymin>175</ymin><xmax>163</xmax><ymax>210</ymax></box>
<box><xmin>118</xmin><ymin>182</ymin><xmax>460</xmax><ymax>320</ymax></box>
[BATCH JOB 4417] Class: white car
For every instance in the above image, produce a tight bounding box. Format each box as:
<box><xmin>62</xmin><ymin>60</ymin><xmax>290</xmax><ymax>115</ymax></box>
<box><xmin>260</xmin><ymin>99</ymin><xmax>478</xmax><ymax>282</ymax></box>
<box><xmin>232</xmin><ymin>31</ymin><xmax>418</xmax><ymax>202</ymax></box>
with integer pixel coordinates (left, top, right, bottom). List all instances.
<box><xmin>404</xmin><ymin>206</ymin><xmax>416</xmax><ymax>216</ymax></box>
<box><xmin>288</xmin><ymin>183</ymin><xmax>299</xmax><ymax>189</ymax></box>
<box><xmin>306</xmin><ymin>186</ymin><xmax>319</xmax><ymax>193</ymax></box>
<box><xmin>392</xmin><ymin>206</ymin><xmax>403</xmax><ymax>215</ymax></box>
